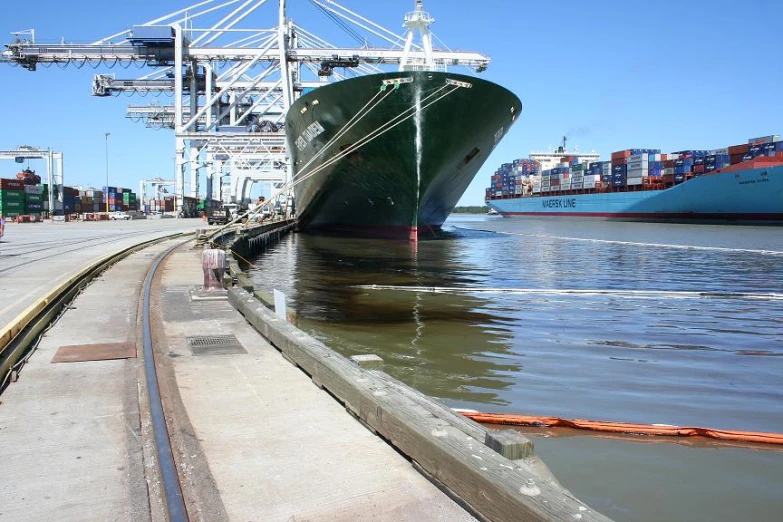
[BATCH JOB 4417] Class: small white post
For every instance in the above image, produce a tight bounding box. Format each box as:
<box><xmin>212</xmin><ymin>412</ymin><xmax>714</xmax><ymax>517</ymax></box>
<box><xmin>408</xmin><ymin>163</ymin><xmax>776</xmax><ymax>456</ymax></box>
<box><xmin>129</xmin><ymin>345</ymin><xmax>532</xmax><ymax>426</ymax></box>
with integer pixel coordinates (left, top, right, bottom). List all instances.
<box><xmin>273</xmin><ymin>289</ymin><xmax>287</xmax><ymax>320</ymax></box>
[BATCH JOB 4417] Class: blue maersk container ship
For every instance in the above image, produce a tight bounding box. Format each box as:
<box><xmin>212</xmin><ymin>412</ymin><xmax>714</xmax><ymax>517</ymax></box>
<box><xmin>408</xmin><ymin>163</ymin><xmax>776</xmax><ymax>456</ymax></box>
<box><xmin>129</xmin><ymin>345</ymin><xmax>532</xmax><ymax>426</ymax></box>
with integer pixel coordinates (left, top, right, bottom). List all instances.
<box><xmin>486</xmin><ymin>136</ymin><xmax>783</xmax><ymax>224</ymax></box>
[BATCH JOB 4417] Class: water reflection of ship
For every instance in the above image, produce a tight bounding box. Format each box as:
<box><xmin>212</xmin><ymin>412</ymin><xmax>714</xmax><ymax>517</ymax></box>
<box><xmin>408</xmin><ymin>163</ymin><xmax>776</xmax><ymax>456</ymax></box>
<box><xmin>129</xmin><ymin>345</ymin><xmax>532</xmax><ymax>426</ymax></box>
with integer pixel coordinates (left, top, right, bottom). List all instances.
<box><xmin>286</xmin><ymin>233</ymin><xmax>521</xmax><ymax>407</ymax></box>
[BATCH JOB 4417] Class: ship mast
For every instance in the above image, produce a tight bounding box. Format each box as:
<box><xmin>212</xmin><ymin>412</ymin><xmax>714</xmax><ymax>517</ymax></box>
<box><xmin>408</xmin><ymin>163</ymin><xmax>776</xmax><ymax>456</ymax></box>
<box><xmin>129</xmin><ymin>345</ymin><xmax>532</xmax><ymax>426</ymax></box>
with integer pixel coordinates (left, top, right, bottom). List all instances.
<box><xmin>399</xmin><ymin>1</ymin><xmax>435</xmax><ymax>71</ymax></box>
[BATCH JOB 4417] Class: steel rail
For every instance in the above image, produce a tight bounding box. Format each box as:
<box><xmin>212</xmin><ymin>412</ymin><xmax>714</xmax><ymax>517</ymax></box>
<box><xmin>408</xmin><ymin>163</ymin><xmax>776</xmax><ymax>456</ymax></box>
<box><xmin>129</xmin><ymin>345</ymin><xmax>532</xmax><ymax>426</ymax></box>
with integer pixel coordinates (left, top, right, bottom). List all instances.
<box><xmin>141</xmin><ymin>242</ymin><xmax>189</xmax><ymax>522</ymax></box>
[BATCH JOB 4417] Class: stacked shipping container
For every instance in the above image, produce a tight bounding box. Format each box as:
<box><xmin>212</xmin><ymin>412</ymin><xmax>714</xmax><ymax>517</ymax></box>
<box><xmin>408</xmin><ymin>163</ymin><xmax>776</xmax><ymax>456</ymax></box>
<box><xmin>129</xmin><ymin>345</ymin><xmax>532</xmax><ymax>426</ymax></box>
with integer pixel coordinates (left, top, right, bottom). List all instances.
<box><xmin>486</xmin><ymin>159</ymin><xmax>541</xmax><ymax>198</ymax></box>
<box><xmin>0</xmin><ymin>179</ymin><xmax>26</xmax><ymax>217</ymax></box>
<box><xmin>0</xmin><ymin>174</ymin><xmax>141</xmax><ymax>217</ymax></box>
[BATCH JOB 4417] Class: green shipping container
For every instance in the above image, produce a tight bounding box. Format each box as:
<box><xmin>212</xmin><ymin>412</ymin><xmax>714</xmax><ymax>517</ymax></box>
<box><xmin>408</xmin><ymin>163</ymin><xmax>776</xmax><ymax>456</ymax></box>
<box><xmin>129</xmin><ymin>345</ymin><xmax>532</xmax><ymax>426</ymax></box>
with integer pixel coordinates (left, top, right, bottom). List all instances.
<box><xmin>1</xmin><ymin>190</ymin><xmax>25</xmax><ymax>201</ymax></box>
<box><xmin>0</xmin><ymin>200</ymin><xmax>24</xmax><ymax>211</ymax></box>
<box><xmin>25</xmin><ymin>194</ymin><xmax>43</xmax><ymax>203</ymax></box>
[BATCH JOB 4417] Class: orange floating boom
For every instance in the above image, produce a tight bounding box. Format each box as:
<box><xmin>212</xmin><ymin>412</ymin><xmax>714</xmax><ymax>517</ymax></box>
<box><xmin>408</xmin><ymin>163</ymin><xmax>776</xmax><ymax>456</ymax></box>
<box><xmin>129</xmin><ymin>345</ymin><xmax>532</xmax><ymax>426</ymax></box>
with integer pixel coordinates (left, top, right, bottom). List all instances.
<box><xmin>459</xmin><ymin>412</ymin><xmax>783</xmax><ymax>446</ymax></box>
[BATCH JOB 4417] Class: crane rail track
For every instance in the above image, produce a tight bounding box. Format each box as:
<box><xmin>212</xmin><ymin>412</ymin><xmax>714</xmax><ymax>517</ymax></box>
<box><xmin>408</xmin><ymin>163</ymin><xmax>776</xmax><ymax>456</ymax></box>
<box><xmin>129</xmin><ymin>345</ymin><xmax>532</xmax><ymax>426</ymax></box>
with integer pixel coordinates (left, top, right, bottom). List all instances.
<box><xmin>141</xmin><ymin>241</ymin><xmax>189</xmax><ymax>522</ymax></box>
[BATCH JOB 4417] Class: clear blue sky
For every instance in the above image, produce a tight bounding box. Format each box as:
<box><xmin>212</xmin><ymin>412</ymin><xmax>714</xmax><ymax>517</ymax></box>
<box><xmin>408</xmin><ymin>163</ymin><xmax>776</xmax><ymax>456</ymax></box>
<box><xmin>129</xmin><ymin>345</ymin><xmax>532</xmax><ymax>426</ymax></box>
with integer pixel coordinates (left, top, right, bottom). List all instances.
<box><xmin>1</xmin><ymin>0</ymin><xmax>781</xmax><ymax>204</ymax></box>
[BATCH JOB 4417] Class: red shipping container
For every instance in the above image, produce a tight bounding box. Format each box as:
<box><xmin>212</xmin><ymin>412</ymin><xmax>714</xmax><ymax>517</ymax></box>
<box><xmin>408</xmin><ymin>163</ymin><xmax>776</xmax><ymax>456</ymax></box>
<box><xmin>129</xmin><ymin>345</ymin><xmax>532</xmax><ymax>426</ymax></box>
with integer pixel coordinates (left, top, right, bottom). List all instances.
<box><xmin>694</xmin><ymin>165</ymin><xmax>706</xmax><ymax>174</ymax></box>
<box><xmin>0</xmin><ymin>178</ymin><xmax>25</xmax><ymax>190</ymax></box>
<box><xmin>719</xmin><ymin>157</ymin><xmax>783</xmax><ymax>173</ymax></box>
<box><xmin>611</xmin><ymin>150</ymin><xmax>632</xmax><ymax>160</ymax></box>
<box><xmin>611</xmin><ymin>158</ymin><xmax>628</xmax><ymax>167</ymax></box>
<box><xmin>727</xmin><ymin>143</ymin><xmax>750</xmax><ymax>155</ymax></box>
<box><xmin>729</xmin><ymin>153</ymin><xmax>745</xmax><ymax>165</ymax></box>
<box><xmin>664</xmin><ymin>159</ymin><xmax>677</xmax><ymax>168</ymax></box>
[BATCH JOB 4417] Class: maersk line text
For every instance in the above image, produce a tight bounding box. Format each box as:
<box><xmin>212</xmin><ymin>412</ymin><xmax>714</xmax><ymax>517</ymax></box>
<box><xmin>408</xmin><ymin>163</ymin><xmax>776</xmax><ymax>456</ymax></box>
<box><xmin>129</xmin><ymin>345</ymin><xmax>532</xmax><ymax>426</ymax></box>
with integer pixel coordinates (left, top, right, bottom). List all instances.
<box><xmin>542</xmin><ymin>198</ymin><xmax>577</xmax><ymax>208</ymax></box>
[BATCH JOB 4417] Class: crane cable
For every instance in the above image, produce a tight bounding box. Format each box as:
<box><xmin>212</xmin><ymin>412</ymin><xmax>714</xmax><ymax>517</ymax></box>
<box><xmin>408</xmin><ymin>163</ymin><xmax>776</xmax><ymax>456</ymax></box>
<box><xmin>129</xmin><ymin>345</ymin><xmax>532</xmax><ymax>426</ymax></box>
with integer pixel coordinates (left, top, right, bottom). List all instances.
<box><xmin>230</xmin><ymin>80</ymin><xmax>461</xmax><ymax>229</ymax></box>
<box><xmin>296</xmin><ymin>83</ymin><xmax>459</xmax><ymax>185</ymax></box>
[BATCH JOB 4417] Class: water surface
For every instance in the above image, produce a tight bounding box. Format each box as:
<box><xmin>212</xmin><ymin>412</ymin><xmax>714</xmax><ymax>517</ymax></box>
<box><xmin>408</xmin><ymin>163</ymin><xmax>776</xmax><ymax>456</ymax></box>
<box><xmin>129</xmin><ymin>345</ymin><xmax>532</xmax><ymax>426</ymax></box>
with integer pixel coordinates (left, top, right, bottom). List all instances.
<box><xmin>246</xmin><ymin>214</ymin><xmax>783</xmax><ymax>521</ymax></box>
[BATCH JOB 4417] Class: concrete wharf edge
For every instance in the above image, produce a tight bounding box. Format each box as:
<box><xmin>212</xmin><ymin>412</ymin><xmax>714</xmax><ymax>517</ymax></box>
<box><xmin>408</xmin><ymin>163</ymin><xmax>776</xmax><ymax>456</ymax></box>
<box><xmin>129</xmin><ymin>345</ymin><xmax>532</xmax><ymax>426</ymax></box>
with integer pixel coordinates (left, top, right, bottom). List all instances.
<box><xmin>0</xmin><ymin>231</ymin><xmax>192</xmax><ymax>380</ymax></box>
<box><xmin>228</xmin><ymin>285</ymin><xmax>612</xmax><ymax>522</ymax></box>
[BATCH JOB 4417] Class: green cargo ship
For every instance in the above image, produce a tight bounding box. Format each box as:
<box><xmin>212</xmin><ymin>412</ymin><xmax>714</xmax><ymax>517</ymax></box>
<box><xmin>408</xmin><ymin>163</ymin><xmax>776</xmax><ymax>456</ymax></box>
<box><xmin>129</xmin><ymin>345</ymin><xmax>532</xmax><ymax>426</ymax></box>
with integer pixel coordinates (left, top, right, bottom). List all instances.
<box><xmin>286</xmin><ymin>70</ymin><xmax>521</xmax><ymax>239</ymax></box>
<box><xmin>284</xmin><ymin>2</ymin><xmax>520</xmax><ymax>239</ymax></box>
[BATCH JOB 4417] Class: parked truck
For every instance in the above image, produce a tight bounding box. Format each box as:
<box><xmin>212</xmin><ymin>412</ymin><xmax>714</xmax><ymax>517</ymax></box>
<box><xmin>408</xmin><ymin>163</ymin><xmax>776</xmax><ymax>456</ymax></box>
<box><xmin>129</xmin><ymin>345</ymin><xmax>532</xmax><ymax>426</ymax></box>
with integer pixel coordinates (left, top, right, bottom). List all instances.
<box><xmin>206</xmin><ymin>202</ymin><xmax>246</xmax><ymax>225</ymax></box>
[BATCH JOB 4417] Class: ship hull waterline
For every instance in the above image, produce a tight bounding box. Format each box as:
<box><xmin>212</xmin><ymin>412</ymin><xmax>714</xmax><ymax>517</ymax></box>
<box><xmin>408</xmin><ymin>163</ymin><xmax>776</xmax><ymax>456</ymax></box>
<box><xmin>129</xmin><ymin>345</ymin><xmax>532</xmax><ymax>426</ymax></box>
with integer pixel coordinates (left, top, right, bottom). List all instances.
<box><xmin>286</xmin><ymin>71</ymin><xmax>522</xmax><ymax>239</ymax></box>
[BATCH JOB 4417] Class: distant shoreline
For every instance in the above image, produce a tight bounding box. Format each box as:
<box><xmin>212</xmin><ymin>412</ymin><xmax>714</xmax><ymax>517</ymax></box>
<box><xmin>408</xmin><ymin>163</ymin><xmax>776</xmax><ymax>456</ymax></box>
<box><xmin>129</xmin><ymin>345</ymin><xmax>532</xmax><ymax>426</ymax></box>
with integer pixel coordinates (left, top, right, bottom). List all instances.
<box><xmin>452</xmin><ymin>206</ymin><xmax>489</xmax><ymax>214</ymax></box>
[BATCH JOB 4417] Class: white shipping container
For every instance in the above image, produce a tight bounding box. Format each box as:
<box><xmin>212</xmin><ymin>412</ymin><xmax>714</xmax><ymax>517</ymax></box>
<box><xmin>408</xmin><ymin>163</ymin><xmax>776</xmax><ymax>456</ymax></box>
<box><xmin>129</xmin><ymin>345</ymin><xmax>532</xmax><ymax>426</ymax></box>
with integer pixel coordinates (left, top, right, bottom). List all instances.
<box><xmin>649</xmin><ymin>153</ymin><xmax>662</xmax><ymax>162</ymax></box>
<box><xmin>24</xmin><ymin>185</ymin><xmax>43</xmax><ymax>194</ymax></box>
<box><xmin>710</xmin><ymin>148</ymin><xmax>729</xmax><ymax>155</ymax></box>
<box><xmin>664</xmin><ymin>168</ymin><xmax>675</xmax><ymax>175</ymax></box>
<box><xmin>627</xmin><ymin>177</ymin><xmax>644</xmax><ymax>186</ymax></box>
<box><xmin>627</xmin><ymin>161</ymin><xmax>649</xmax><ymax>171</ymax></box>
<box><xmin>748</xmin><ymin>135</ymin><xmax>780</xmax><ymax>144</ymax></box>
<box><xmin>629</xmin><ymin>153</ymin><xmax>648</xmax><ymax>163</ymax></box>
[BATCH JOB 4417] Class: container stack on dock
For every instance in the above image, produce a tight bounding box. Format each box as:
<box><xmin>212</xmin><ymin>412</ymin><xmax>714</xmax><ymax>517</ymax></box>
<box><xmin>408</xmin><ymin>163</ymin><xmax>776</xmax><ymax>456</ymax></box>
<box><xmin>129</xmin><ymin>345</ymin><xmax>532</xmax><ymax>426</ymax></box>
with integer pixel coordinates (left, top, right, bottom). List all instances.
<box><xmin>487</xmin><ymin>134</ymin><xmax>783</xmax><ymax>201</ymax></box>
<box><xmin>102</xmin><ymin>186</ymin><xmax>140</xmax><ymax>212</ymax></box>
<box><xmin>0</xmin><ymin>170</ymin><xmax>142</xmax><ymax>219</ymax></box>
<box><xmin>144</xmin><ymin>197</ymin><xmax>176</xmax><ymax>214</ymax></box>
<box><xmin>0</xmin><ymin>178</ymin><xmax>26</xmax><ymax>217</ymax></box>
<box><xmin>24</xmin><ymin>184</ymin><xmax>44</xmax><ymax>215</ymax></box>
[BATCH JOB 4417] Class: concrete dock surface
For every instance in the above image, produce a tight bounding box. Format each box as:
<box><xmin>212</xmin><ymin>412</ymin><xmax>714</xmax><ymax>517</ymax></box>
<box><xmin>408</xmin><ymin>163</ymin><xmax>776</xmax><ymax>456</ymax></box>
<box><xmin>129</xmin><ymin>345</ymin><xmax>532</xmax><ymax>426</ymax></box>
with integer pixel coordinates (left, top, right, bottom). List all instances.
<box><xmin>0</xmin><ymin>235</ymin><xmax>476</xmax><ymax>521</ymax></box>
<box><xmin>0</xmin><ymin>219</ymin><xmax>197</xmax><ymax>330</ymax></box>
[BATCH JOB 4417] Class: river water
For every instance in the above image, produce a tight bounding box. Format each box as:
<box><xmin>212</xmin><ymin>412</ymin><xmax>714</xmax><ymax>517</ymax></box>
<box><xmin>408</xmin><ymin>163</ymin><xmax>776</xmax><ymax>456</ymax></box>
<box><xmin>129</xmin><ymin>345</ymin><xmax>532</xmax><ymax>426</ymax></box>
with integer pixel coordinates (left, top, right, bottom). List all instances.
<box><xmin>246</xmin><ymin>215</ymin><xmax>783</xmax><ymax>521</ymax></box>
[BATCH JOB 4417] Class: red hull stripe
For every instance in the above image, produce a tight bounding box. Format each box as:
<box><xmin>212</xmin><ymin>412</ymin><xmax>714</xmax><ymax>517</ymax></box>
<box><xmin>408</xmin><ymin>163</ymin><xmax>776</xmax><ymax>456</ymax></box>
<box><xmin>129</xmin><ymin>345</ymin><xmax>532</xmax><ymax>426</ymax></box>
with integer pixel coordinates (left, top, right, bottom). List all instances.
<box><xmin>302</xmin><ymin>224</ymin><xmax>442</xmax><ymax>239</ymax></box>
<box><xmin>501</xmin><ymin>212</ymin><xmax>783</xmax><ymax>221</ymax></box>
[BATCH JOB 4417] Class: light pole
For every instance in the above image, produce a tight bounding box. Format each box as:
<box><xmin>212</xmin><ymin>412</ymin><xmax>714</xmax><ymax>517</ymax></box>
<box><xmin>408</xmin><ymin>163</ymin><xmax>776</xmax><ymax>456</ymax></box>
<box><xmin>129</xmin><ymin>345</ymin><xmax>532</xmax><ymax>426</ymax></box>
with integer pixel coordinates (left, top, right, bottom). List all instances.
<box><xmin>104</xmin><ymin>132</ymin><xmax>110</xmax><ymax>213</ymax></box>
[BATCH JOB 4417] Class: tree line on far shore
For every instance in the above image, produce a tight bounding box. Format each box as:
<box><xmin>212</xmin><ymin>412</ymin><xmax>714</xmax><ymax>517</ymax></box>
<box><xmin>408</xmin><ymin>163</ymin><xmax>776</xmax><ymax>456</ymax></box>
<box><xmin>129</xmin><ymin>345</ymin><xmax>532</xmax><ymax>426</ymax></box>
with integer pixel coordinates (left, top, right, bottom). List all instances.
<box><xmin>452</xmin><ymin>206</ymin><xmax>489</xmax><ymax>214</ymax></box>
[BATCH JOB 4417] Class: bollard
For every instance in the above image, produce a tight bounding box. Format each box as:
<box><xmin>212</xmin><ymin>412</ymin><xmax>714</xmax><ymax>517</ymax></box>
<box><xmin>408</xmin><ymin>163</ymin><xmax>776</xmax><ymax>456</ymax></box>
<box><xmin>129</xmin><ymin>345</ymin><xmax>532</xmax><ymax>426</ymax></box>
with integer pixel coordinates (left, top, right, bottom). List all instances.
<box><xmin>485</xmin><ymin>429</ymin><xmax>534</xmax><ymax>460</ymax></box>
<box><xmin>349</xmin><ymin>354</ymin><xmax>384</xmax><ymax>371</ymax></box>
<box><xmin>202</xmin><ymin>248</ymin><xmax>227</xmax><ymax>291</ymax></box>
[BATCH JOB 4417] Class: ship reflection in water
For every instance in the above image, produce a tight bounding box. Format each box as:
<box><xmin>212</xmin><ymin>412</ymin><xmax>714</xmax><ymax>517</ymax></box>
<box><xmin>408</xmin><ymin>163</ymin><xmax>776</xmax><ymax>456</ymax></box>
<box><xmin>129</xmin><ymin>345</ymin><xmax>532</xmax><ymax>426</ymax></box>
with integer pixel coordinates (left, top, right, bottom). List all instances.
<box><xmin>246</xmin><ymin>229</ymin><xmax>521</xmax><ymax>407</ymax></box>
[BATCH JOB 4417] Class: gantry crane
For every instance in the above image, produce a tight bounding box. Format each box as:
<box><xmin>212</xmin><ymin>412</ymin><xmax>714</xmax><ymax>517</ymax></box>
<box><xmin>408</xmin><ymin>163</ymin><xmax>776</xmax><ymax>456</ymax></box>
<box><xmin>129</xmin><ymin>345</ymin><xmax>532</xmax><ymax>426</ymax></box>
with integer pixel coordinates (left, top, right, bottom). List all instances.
<box><xmin>1</xmin><ymin>1</ymin><xmax>491</xmax><ymax>208</ymax></box>
<box><xmin>0</xmin><ymin>146</ymin><xmax>64</xmax><ymax>215</ymax></box>
<box><xmin>139</xmin><ymin>177</ymin><xmax>176</xmax><ymax>205</ymax></box>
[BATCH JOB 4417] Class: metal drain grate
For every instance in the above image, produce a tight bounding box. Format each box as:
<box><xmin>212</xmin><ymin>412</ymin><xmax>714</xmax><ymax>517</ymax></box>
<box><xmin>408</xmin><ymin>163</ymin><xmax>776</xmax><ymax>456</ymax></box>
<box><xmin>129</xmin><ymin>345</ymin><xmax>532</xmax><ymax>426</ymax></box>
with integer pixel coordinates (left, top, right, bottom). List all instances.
<box><xmin>186</xmin><ymin>335</ymin><xmax>247</xmax><ymax>356</ymax></box>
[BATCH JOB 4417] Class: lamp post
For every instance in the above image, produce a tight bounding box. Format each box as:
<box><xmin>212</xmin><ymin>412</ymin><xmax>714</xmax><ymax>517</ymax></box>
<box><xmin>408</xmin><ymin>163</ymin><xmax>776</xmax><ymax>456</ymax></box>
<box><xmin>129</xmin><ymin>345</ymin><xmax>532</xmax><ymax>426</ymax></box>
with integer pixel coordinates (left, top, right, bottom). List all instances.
<box><xmin>104</xmin><ymin>132</ymin><xmax>110</xmax><ymax>213</ymax></box>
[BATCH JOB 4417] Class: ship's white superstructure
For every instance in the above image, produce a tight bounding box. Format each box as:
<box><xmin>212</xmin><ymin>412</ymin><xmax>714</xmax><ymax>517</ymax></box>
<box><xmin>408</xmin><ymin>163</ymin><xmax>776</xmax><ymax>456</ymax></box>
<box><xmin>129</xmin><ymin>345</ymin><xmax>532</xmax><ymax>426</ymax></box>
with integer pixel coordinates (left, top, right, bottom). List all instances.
<box><xmin>529</xmin><ymin>147</ymin><xmax>600</xmax><ymax>171</ymax></box>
